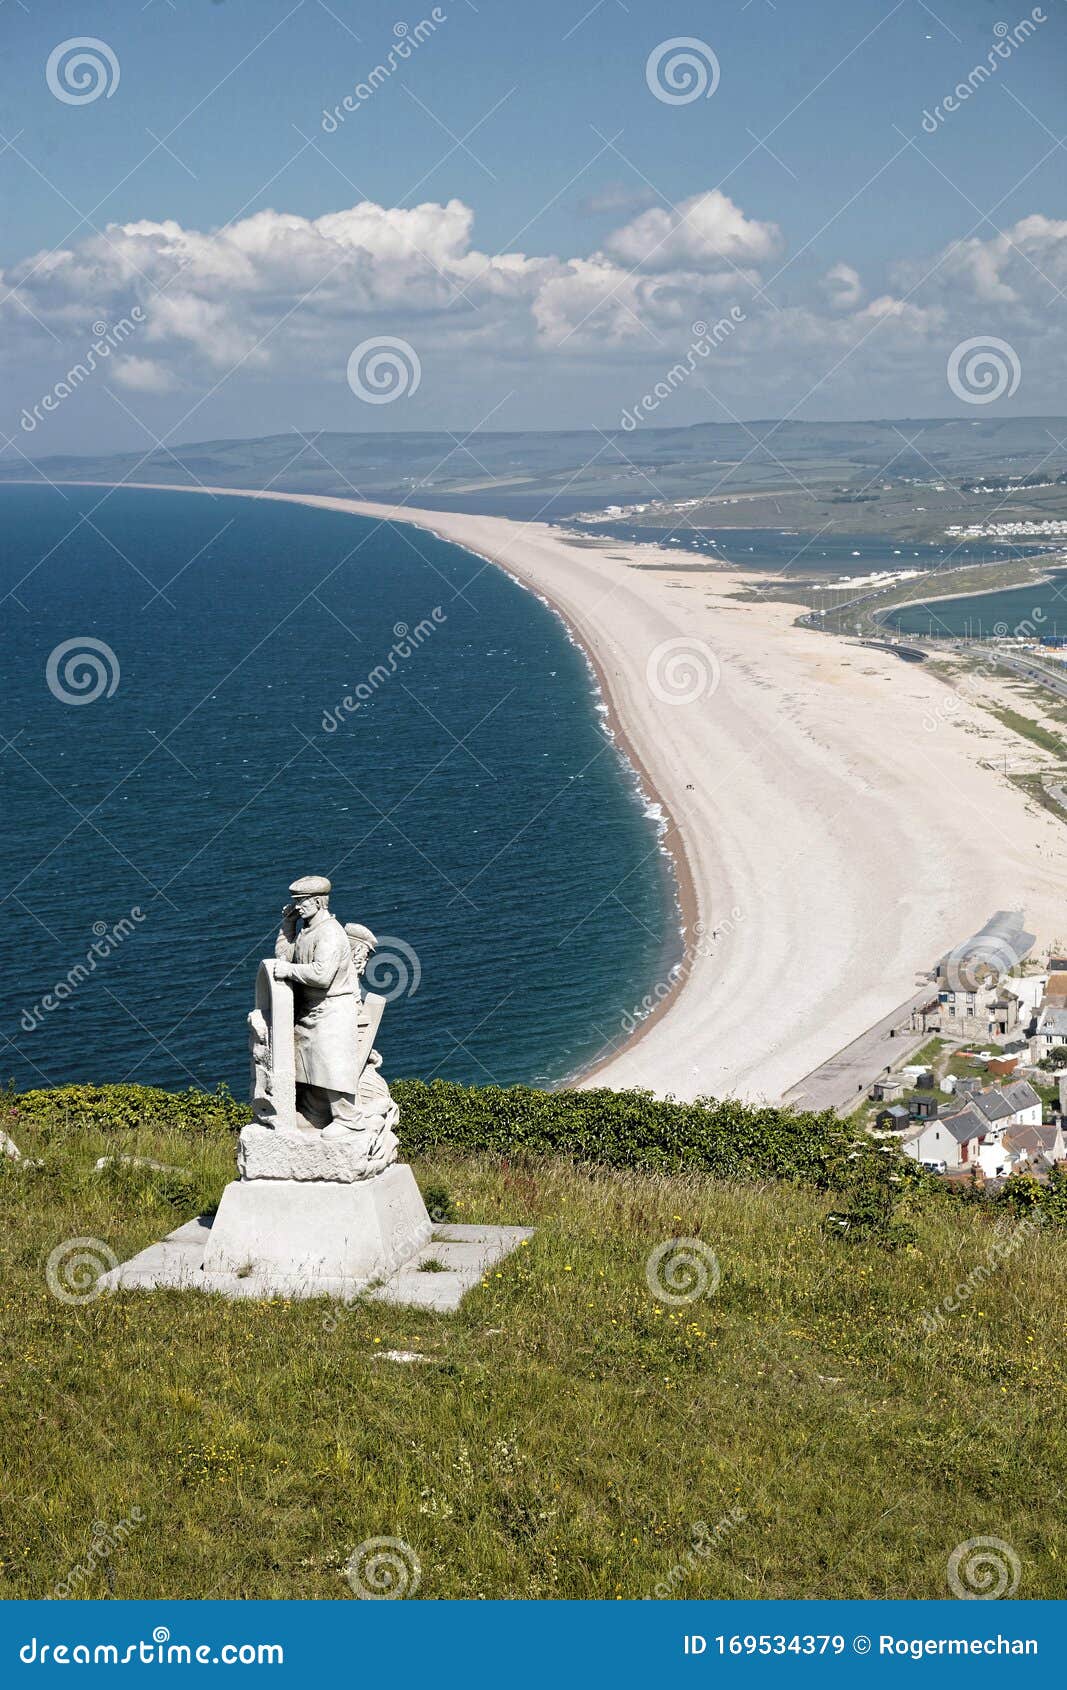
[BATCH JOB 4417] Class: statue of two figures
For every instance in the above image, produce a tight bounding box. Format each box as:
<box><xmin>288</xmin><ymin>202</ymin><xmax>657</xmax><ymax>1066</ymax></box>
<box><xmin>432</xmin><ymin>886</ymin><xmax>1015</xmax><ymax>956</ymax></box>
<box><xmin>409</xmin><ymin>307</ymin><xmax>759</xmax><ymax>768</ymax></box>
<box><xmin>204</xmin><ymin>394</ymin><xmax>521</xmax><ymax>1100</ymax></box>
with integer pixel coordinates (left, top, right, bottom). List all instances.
<box><xmin>245</xmin><ymin>875</ymin><xmax>399</xmax><ymax>1182</ymax></box>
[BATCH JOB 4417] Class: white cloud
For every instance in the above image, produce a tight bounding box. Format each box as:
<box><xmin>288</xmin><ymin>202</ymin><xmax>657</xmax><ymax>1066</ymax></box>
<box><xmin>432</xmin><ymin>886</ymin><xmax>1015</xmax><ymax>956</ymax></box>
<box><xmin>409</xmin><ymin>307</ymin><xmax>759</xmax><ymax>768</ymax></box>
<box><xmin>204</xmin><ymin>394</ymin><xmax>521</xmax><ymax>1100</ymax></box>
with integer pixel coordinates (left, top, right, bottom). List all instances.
<box><xmin>821</xmin><ymin>262</ymin><xmax>864</xmax><ymax>310</ymax></box>
<box><xmin>603</xmin><ymin>190</ymin><xmax>781</xmax><ymax>274</ymax></box>
<box><xmin>1</xmin><ymin>195</ymin><xmax>1063</xmax><ymax>423</ymax></box>
<box><xmin>111</xmin><ymin>356</ymin><xmax>178</xmax><ymax>393</ymax></box>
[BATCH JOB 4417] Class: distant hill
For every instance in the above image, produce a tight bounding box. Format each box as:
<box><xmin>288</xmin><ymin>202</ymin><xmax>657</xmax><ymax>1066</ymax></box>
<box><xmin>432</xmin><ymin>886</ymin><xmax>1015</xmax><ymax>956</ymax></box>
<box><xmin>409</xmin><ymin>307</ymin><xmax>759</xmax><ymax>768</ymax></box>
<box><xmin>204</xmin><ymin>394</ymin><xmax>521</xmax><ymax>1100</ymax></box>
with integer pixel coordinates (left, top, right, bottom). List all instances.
<box><xmin>3</xmin><ymin>417</ymin><xmax>1067</xmax><ymax>520</ymax></box>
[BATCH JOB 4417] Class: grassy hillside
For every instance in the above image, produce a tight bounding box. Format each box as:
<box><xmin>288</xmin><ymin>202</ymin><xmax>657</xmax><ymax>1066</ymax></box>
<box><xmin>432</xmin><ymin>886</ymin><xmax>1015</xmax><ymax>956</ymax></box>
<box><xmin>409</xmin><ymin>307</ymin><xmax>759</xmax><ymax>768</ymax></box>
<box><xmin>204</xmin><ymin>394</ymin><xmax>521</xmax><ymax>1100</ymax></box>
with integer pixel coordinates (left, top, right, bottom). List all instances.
<box><xmin>1</xmin><ymin>1084</ymin><xmax>1064</xmax><ymax>1600</ymax></box>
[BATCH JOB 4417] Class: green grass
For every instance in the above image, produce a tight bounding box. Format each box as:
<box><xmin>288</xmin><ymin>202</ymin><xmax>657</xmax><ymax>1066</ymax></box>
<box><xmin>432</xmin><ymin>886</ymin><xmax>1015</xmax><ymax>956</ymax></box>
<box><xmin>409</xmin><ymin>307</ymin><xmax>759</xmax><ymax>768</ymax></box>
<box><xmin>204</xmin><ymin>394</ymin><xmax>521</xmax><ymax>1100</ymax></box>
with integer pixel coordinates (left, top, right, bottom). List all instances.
<box><xmin>985</xmin><ymin>704</ymin><xmax>1067</xmax><ymax>758</ymax></box>
<box><xmin>2</xmin><ymin>1099</ymin><xmax>1066</xmax><ymax>1601</ymax></box>
<box><xmin>907</xmin><ymin>1038</ymin><xmax>945</xmax><ymax>1070</ymax></box>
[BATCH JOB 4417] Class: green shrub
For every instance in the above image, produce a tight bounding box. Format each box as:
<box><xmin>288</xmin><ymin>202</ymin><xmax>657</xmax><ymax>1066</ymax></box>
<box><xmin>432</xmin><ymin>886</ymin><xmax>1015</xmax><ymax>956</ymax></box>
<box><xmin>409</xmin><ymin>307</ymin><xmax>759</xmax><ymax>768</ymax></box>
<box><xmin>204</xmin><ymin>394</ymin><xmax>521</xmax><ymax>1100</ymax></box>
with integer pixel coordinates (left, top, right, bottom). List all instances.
<box><xmin>8</xmin><ymin>1078</ymin><xmax>876</xmax><ymax>1192</ymax></box>
<box><xmin>392</xmin><ymin>1078</ymin><xmax>871</xmax><ymax>1190</ymax></box>
<box><xmin>5</xmin><ymin>1082</ymin><xmax>249</xmax><ymax>1141</ymax></box>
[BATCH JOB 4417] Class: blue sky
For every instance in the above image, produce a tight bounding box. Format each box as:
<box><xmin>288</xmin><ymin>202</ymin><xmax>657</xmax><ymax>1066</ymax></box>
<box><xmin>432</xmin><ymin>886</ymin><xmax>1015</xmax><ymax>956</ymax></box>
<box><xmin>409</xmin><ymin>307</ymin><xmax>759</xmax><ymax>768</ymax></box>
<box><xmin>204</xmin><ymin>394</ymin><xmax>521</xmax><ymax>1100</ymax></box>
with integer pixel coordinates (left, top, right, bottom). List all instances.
<box><xmin>2</xmin><ymin>0</ymin><xmax>1066</xmax><ymax>448</ymax></box>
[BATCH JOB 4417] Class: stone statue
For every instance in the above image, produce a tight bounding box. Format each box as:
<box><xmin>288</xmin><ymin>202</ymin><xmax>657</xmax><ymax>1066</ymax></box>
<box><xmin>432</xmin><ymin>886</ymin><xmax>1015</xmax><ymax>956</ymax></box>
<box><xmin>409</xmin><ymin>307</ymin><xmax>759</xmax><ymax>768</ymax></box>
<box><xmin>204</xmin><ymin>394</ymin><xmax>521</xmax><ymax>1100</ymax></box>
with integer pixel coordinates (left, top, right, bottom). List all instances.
<box><xmin>241</xmin><ymin>875</ymin><xmax>398</xmax><ymax>1181</ymax></box>
<box><xmin>273</xmin><ymin>874</ymin><xmax>363</xmax><ymax>1135</ymax></box>
<box><xmin>99</xmin><ymin>881</ymin><xmax>532</xmax><ymax>1302</ymax></box>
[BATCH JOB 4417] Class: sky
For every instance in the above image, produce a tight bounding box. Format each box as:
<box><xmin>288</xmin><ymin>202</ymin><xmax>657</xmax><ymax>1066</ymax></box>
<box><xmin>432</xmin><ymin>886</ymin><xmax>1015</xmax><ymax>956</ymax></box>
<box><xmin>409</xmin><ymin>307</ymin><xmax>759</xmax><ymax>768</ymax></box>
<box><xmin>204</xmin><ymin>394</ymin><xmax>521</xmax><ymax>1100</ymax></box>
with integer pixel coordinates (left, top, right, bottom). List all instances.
<box><xmin>1</xmin><ymin>0</ymin><xmax>1066</xmax><ymax>452</ymax></box>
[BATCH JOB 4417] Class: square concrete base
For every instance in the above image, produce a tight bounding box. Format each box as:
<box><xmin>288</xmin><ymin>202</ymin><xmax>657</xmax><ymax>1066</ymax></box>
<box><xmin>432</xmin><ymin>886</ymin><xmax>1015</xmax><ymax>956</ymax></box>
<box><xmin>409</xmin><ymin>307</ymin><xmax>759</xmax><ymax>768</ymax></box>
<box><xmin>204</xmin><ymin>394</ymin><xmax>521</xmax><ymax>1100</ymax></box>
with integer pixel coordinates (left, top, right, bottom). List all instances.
<box><xmin>201</xmin><ymin>1162</ymin><xmax>430</xmax><ymax>1287</ymax></box>
<box><xmin>98</xmin><ymin>1212</ymin><xmax>533</xmax><ymax>1311</ymax></box>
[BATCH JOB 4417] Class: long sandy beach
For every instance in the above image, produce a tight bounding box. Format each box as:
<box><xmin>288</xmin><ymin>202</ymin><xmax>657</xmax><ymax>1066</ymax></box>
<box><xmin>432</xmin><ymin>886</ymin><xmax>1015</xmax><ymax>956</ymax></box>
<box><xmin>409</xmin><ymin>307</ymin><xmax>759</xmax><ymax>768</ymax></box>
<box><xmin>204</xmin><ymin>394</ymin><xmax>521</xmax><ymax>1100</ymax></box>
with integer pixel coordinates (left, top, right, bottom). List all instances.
<box><xmin>91</xmin><ymin>483</ymin><xmax>1067</xmax><ymax>1103</ymax></box>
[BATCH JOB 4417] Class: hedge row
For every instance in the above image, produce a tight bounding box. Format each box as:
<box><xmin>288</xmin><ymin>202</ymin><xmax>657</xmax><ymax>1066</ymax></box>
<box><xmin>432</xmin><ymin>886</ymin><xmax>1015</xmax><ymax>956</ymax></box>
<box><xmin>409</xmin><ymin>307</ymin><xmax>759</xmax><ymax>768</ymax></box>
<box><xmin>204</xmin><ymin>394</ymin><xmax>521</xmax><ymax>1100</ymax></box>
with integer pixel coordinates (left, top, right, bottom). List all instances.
<box><xmin>392</xmin><ymin>1079</ymin><xmax>868</xmax><ymax>1188</ymax></box>
<box><xmin>6</xmin><ymin>1078</ymin><xmax>865</xmax><ymax>1190</ymax></box>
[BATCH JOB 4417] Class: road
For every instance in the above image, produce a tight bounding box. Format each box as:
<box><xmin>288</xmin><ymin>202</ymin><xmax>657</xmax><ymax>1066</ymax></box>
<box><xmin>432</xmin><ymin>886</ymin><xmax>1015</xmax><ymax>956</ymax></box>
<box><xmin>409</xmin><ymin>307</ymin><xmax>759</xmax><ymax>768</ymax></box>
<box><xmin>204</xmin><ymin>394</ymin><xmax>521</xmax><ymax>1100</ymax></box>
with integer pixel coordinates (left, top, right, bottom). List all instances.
<box><xmin>980</xmin><ymin>647</ymin><xmax>1067</xmax><ymax>702</ymax></box>
<box><xmin>781</xmin><ymin>987</ymin><xmax>934</xmax><ymax>1114</ymax></box>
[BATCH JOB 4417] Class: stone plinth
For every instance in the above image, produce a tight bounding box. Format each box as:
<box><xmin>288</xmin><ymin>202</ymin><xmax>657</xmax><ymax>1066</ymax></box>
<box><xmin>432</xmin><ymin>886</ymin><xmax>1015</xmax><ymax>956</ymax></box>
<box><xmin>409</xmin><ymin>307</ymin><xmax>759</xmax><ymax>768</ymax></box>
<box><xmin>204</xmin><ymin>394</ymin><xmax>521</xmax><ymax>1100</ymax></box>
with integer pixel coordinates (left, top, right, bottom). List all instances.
<box><xmin>238</xmin><ymin>1121</ymin><xmax>397</xmax><ymax>1183</ymax></box>
<box><xmin>199</xmin><ymin>1162</ymin><xmax>430</xmax><ymax>1294</ymax></box>
<box><xmin>98</xmin><ymin>1214</ymin><xmax>534</xmax><ymax>1309</ymax></box>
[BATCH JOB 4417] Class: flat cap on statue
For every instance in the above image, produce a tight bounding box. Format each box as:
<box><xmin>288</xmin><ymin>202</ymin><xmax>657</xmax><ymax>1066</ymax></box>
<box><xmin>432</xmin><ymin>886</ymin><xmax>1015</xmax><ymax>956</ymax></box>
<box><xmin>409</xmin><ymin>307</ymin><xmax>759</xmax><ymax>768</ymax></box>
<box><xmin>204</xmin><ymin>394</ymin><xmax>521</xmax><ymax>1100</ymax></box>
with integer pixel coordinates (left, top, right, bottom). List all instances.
<box><xmin>344</xmin><ymin>922</ymin><xmax>378</xmax><ymax>949</ymax></box>
<box><xmin>288</xmin><ymin>874</ymin><xmax>332</xmax><ymax>897</ymax></box>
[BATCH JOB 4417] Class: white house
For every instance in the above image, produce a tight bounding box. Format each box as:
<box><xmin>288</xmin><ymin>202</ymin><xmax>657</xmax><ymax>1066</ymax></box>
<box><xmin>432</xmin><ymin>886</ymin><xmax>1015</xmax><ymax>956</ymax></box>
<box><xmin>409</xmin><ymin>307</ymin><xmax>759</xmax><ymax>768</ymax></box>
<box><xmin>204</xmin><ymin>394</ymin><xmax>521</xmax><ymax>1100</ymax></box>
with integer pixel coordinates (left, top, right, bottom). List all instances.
<box><xmin>1030</xmin><ymin>1006</ymin><xmax>1067</xmax><ymax>1064</ymax></box>
<box><xmin>902</xmin><ymin>1081</ymin><xmax>1043</xmax><ymax>1177</ymax></box>
<box><xmin>972</xmin><ymin>1079</ymin><xmax>1042</xmax><ymax>1133</ymax></box>
<box><xmin>903</xmin><ymin>1109</ymin><xmax>984</xmax><ymax>1174</ymax></box>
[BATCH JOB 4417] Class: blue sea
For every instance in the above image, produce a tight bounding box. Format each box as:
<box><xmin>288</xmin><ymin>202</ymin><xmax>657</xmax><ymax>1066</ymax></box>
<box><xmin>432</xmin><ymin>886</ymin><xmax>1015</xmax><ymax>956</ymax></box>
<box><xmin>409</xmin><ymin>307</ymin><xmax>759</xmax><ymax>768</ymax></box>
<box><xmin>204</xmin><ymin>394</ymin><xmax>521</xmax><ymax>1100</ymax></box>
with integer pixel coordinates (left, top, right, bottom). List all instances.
<box><xmin>0</xmin><ymin>486</ymin><xmax>678</xmax><ymax>1096</ymax></box>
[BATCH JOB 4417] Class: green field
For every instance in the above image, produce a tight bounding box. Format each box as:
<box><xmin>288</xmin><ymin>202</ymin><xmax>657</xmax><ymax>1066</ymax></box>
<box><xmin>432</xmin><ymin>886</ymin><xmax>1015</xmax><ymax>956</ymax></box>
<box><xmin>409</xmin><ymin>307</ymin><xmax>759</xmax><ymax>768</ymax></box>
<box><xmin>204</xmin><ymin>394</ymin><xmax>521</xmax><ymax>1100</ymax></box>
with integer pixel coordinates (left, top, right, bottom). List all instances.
<box><xmin>2</xmin><ymin>1086</ymin><xmax>1064</xmax><ymax>1601</ymax></box>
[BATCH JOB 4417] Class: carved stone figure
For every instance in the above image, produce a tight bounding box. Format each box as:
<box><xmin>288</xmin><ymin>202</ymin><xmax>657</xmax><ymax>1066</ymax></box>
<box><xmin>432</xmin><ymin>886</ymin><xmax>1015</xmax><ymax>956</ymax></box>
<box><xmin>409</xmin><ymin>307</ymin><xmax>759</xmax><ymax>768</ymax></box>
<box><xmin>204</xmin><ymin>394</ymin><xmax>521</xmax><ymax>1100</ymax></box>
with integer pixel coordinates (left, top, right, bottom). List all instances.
<box><xmin>240</xmin><ymin>876</ymin><xmax>399</xmax><ymax>1182</ymax></box>
<box><xmin>273</xmin><ymin>874</ymin><xmax>362</xmax><ymax>1134</ymax></box>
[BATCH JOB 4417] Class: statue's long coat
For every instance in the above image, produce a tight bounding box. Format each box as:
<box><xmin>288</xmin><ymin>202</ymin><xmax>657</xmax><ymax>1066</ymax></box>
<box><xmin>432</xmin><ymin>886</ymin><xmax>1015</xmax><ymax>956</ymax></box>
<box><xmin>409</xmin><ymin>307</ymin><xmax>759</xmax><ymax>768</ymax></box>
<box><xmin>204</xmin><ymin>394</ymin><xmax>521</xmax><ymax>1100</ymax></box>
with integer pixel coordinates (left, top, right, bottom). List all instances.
<box><xmin>276</xmin><ymin>910</ymin><xmax>360</xmax><ymax>1093</ymax></box>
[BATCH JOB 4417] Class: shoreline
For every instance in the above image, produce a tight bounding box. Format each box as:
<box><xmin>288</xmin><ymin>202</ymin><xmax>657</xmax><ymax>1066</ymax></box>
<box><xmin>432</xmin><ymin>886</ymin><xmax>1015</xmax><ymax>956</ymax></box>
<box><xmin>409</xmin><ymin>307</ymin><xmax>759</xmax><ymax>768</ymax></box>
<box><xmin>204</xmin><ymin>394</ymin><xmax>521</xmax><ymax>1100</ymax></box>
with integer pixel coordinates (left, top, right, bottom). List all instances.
<box><xmin>24</xmin><ymin>478</ymin><xmax>700</xmax><ymax>1089</ymax></box>
<box><xmin>14</xmin><ymin>477</ymin><xmax>1067</xmax><ymax>1104</ymax></box>
<box><xmin>871</xmin><ymin>562</ymin><xmax>1061</xmax><ymax>630</ymax></box>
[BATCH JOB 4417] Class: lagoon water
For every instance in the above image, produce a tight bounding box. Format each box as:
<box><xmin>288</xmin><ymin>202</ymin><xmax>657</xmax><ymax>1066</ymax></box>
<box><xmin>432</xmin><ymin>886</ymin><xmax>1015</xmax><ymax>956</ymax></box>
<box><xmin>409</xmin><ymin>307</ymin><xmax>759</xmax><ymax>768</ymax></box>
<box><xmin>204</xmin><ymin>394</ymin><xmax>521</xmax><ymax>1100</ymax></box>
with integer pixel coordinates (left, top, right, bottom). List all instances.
<box><xmin>884</xmin><ymin>569</ymin><xmax>1067</xmax><ymax>638</ymax></box>
<box><xmin>570</xmin><ymin>523</ymin><xmax>1029</xmax><ymax>575</ymax></box>
<box><xmin>0</xmin><ymin>486</ymin><xmax>678</xmax><ymax>1096</ymax></box>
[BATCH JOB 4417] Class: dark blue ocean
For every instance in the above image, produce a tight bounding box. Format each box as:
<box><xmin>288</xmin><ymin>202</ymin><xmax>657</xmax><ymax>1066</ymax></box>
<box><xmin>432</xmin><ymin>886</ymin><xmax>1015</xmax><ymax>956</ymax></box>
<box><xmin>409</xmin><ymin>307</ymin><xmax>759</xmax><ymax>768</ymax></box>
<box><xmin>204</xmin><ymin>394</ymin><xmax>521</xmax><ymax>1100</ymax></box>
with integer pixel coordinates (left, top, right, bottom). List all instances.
<box><xmin>0</xmin><ymin>486</ymin><xmax>678</xmax><ymax>1096</ymax></box>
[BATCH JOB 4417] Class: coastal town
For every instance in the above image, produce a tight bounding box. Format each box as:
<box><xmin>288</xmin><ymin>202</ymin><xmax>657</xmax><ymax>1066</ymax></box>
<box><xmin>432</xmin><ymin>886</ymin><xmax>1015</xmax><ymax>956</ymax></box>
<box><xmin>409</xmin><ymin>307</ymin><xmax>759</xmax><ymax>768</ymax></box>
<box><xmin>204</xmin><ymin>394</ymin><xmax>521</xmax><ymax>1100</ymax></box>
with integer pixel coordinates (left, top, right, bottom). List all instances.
<box><xmin>860</xmin><ymin>910</ymin><xmax>1067</xmax><ymax>1187</ymax></box>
